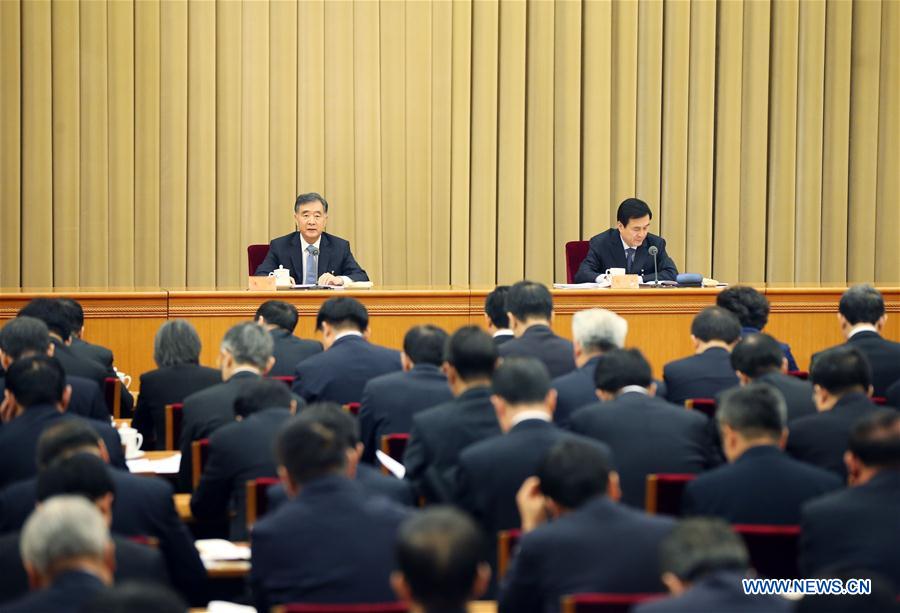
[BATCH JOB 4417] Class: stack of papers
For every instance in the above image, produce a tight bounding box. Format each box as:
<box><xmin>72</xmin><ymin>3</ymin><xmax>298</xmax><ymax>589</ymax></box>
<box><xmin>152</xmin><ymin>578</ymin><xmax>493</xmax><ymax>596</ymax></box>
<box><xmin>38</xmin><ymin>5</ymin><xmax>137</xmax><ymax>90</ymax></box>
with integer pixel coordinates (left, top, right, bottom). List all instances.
<box><xmin>376</xmin><ymin>450</ymin><xmax>406</xmax><ymax>479</ymax></box>
<box><xmin>195</xmin><ymin>539</ymin><xmax>251</xmax><ymax>564</ymax></box>
<box><xmin>126</xmin><ymin>452</ymin><xmax>181</xmax><ymax>475</ymax></box>
<box><xmin>553</xmin><ymin>281</ymin><xmax>611</xmax><ymax>289</ymax></box>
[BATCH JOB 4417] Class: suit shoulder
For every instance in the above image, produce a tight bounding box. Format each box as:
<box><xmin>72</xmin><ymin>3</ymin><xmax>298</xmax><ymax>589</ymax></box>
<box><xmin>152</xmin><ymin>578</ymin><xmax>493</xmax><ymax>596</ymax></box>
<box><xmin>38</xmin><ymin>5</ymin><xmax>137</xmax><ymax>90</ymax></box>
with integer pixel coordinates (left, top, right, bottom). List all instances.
<box><xmin>323</xmin><ymin>232</ymin><xmax>351</xmax><ymax>248</ymax></box>
<box><xmin>269</xmin><ymin>232</ymin><xmax>296</xmax><ymax>247</ymax></box>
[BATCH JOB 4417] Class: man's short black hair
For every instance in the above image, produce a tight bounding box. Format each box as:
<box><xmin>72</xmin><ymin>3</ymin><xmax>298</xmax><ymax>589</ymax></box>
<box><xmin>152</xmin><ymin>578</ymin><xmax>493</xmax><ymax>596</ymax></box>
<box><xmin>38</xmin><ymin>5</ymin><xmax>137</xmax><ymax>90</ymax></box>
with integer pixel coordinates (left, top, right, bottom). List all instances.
<box><xmin>18</xmin><ymin>298</ymin><xmax>72</xmax><ymax>341</ymax></box>
<box><xmin>839</xmin><ymin>284</ymin><xmax>885</xmax><ymax>325</ymax></box>
<box><xmin>538</xmin><ymin>439</ymin><xmax>611</xmax><ymax>509</ymax></box>
<box><xmin>690</xmin><ymin>306</ymin><xmax>741</xmax><ymax>344</ymax></box>
<box><xmin>730</xmin><ymin>333</ymin><xmax>783</xmax><ymax>378</ymax></box>
<box><xmin>659</xmin><ymin>518</ymin><xmax>749</xmax><ymax>582</ymax></box>
<box><xmin>5</xmin><ymin>354</ymin><xmax>67</xmax><ymax>408</ymax></box>
<box><xmin>276</xmin><ymin>412</ymin><xmax>350</xmax><ymax>485</ymax></box>
<box><xmin>444</xmin><ymin>326</ymin><xmax>497</xmax><ymax>381</ymax></box>
<box><xmin>294</xmin><ymin>402</ymin><xmax>360</xmax><ymax>448</ymax></box>
<box><xmin>484</xmin><ymin>286</ymin><xmax>510</xmax><ymax>329</ymax></box>
<box><xmin>848</xmin><ymin>410</ymin><xmax>900</xmax><ymax>469</ymax></box>
<box><xmin>234</xmin><ymin>379</ymin><xmax>293</xmax><ymax>418</ymax></box>
<box><xmin>716</xmin><ymin>286</ymin><xmax>769</xmax><ymax>330</ymax></box>
<box><xmin>315</xmin><ymin>297</ymin><xmax>368</xmax><ymax>332</ymax></box>
<box><xmin>84</xmin><ymin>581</ymin><xmax>187</xmax><ymax>613</ymax></box>
<box><xmin>491</xmin><ymin>357</ymin><xmax>550</xmax><ymax>405</ymax></box>
<box><xmin>403</xmin><ymin>325</ymin><xmax>449</xmax><ymax>367</ymax></box>
<box><xmin>616</xmin><ymin>198</ymin><xmax>653</xmax><ymax>226</ymax></box>
<box><xmin>0</xmin><ymin>316</ymin><xmax>51</xmax><ymax>360</ymax></box>
<box><xmin>57</xmin><ymin>298</ymin><xmax>85</xmax><ymax>336</ymax></box>
<box><xmin>36</xmin><ymin>452</ymin><xmax>114</xmax><ymax>503</ymax></box>
<box><xmin>716</xmin><ymin>383</ymin><xmax>786</xmax><ymax>440</ymax></box>
<box><xmin>255</xmin><ymin>300</ymin><xmax>299</xmax><ymax>333</ymax></box>
<box><xmin>810</xmin><ymin>345</ymin><xmax>872</xmax><ymax>396</ymax></box>
<box><xmin>396</xmin><ymin>507</ymin><xmax>485</xmax><ymax>611</ymax></box>
<box><xmin>594</xmin><ymin>348</ymin><xmax>653</xmax><ymax>392</ymax></box>
<box><xmin>505</xmin><ymin>281</ymin><xmax>553</xmax><ymax>323</ymax></box>
<box><xmin>294</xmin><ymin>192</ymin><xmax>329</xmax><ymax>214</ymax></box>
<box><xmin>37</xmin><ymin>420</ymin><xmax>102</xmax><ymax>469</ymax></box>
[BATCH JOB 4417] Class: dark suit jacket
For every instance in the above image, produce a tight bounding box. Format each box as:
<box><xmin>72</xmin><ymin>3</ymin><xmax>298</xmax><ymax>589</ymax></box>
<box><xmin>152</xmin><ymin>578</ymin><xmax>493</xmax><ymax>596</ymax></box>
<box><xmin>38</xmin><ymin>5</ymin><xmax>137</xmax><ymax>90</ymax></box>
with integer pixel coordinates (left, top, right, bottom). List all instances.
<box><xmin>887</xmin><ymin>379</ymin><xmax>900</xmax><ymax>410</ymax></box>
<box><xmin>740</xmin><ymin>326</ymin><xmax>798</xmax><ymax>372</ymax></box>
<box><xmin>191</xmin><ymin>408</ymin><xmax>291</xmax><ymax>540</ymax></box>
<box><xmin>358</xmin><ymin>364</ymin><xmax>453</xmax><ymax>464</ymax></box>
<box><xmin>551</xmin><ymin>356</ymin><xmax>600</xmax><ymax>427</ymax></box>
<box><xmin>755</xmin><ymin>371</ymin><xmax>817</xmax><ymax>422</ymax></box>
<box><xmin>498</xmin><ymin>325</ymin><xmax>576</xmax><ymax>379</ymax></box>
<box><xmin>2</xmin><ymin>570</ymin><xmax>107</xmax><ymax>613</ymax></box>
<box><xmin>254</xmin><ymin>231</ymin><xmax>369</xmax><ymax>282</ymax></box>
<box><xmin>50</xmin><ymin>338</ymin><xmax>134</xmax><ymax>418</ymax></box>
<box><xmin>570</xmin><ymin>392</ymin><xmax>718</xmax><ymax>507</ymax></box>
<box><xmin>681</xmin><ymin>445</ymin><xmax>843</xmax><ymax>524</ymax></box>
<box><xmin>0</xmin><ymin>404</ymin><xmax>125</xmax><ymax>487</ymax></box>
<box><xmin>499</xmin><ymin>496</ymin><xmax>675</xmax><ymax>613</ymax></box>
<box><xmin>633</xmin><ymin>571</ymin><xmax>790</xmax><ymax>613</ymax></box>
<box><xmin>574</xmin><ymin>228</ymin><xmax>678</xmax><ymax>283</ymax></box>
<box><xmin>268</xmin><ymin>328</ymin><xmax>322</xmax><ymax>377</ymax></box>
<box><xmin>292</xmin><ymin>335</ymin><xmax>401</xmax><ymax>404</ymax></box>
<box><xmin>800</xmin><ymin>470</ymin><xmax>900</xmax><ymax>587</ymax></box>
<box><xmin>663</xmin><ymin>347</ymin><xmax>740</xmax><ymax>406</ymax></box>
<box><xmin>403</xmin><ymin>386</ymin><xmax>501</xmax><ymax>502</ymax></box>
<box><xmin>493</xmin><ymin>332</ymin><xmax>514</xmax><ymax>346</ymax></box>
<box><xmin>132</xmin><ymin>363</ymin><xmax>222</xmax><ymax>450</ymax></box>
<box><xmin>250</xmin><ymin>476</ymin><xmax>409</xmax><ymax>611</ymax></box>
<box><xmin>69</xmin><ymin>336</ymin><xmax>114</xmax><ymax>369</ymax></box>
<box><xmin>178</xmin><ymin>371</ymin><xmax>262</xmax><ymax>491</ymax></box>
<box><xmin>0</xmin><ymin>374</ymin><xmax>108</xmax><ymax>422</ymax></box>
<box><xmin>812</xmin><ymin>331</ymin><xmax>900</xmax><ymax>397</ymax></box>
<box><xmin>786</xmin><ymin>392</ymin><xmax>883</xmax><ymax>480</ymax></box>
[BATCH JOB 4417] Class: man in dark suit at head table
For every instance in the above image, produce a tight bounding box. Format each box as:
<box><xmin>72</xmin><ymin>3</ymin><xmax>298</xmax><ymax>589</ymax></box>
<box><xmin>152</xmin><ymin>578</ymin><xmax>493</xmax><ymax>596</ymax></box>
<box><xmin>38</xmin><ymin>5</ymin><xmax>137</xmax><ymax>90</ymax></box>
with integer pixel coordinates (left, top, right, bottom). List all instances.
<box><xmin>716</xmin><ymin>285</ymin><xmax>799</xmax><ymax>372</ymax></box>
<box><xmin>254</xmin><ymin>300</ymin><xmax>322</xmax><ymax>377</ymax></box>
<box><xmin>498</xmin><ymin>281</ymin><xmax>575</xmax><ymax>379</ymax></box>
<box><xmin>574</xmin><ymin>198</ymin><xmax>678</xmax><ymax>284</ymax></box>
<box><xmin>254</xmin><ymin>192</ymin><xmax>368</xmax><ymax>286</ymax></box>
<box><xmin>484</xmin><ymin>286</ymin><xmax>514</xmax><ymax>346</ymax></box>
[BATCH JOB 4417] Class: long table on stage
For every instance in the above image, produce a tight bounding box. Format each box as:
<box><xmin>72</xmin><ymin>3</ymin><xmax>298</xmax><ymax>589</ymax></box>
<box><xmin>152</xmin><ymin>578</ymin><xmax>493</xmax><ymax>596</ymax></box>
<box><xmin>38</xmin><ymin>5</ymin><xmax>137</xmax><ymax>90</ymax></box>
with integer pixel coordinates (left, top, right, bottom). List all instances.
<box><xmin>1</xmin><ymin>286</ymin><xmax>898</xmax><ymax>385</ymax></box>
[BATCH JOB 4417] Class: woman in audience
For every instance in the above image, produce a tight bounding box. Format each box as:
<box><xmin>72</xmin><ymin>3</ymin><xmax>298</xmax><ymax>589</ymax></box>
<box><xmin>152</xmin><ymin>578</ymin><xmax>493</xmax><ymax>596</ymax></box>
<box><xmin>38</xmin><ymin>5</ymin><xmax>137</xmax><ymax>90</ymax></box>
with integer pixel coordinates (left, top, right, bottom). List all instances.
<box><xmin>132</xmin><ymin>320</ymin><xmax>221</xmax><ymax>450</ymax></box>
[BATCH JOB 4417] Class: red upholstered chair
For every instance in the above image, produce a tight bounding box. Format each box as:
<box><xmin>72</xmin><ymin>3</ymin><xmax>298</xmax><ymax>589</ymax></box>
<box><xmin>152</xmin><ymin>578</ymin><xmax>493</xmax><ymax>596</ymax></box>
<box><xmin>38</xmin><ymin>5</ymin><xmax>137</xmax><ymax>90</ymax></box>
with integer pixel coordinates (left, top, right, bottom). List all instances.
<box><xmin>786</xmin><ymin>370</ymin><xmax>809</xmax><ymax>380</ymax></box>
<box><xmin>684</xmin><ymin>398</ymin><xmax>717</xmax><ymax>419</ymax></box>
<box><xmin>565</xmin><ymin>240</ymin><xmax>591</xmax><ymax>283</ymax></box>
<box><xmin>246</xmin><ymin>477</ymin><xmax>281</xmax><ymax>531</ymax></box>
<box><xmin>343</xmin><ymin>402</ymin><xmax>362</xmax><ymax>417</ymax></box>
<box><xmin>248</xmin><ymin>244</ymin><xmax>270</xmax><ymax>276</ymax></box>
<box><xmin>164</xmin><ymin>403</ymin><xmax>184</xmax><ymax>451</ymax></box>
<box><xmin>644</xmin><ymin>473</ymin><xmax>696</xmax><ymax>516</ymax></box>
<box><xmin>191</xmin><ymin>438</ymin><xmax>210</xmax><ymax>490</ymax></box>
<box><xmin>103</xmin><ymin>377</ymin><xmax>122</xmax><ymax>419</ymax></box>
<box><xmin>872</xmin><ymin>397</ymin><xmax>887</xmax><ymax>406</ymax></box>
<box><xmin>561</xmin><ymin>593</ymin><xmax>663</xmax><ymax>613</ymax></box>
<box><xmin>497</xmin><ymin>529</ymin><xmax>522</xmax><ymax>581</ymax></box>
<box><xmin>277</xmin><ymin>604</ymin><xmax>408</xmax><ymax>613</ymax></box>
<box><xmin>733</xmin><ymin>524</ymin><xmax>801</xmax><ymax>579</ymax></box>
<box><xmin>380</xmin><ymin>433</ymin><xmax>410</xmax><ymax>464</ymax></box>
<box><xmin>268</xmin><ymin>375</ymin><xmax>295</xmax><ymax>388</ymax></box>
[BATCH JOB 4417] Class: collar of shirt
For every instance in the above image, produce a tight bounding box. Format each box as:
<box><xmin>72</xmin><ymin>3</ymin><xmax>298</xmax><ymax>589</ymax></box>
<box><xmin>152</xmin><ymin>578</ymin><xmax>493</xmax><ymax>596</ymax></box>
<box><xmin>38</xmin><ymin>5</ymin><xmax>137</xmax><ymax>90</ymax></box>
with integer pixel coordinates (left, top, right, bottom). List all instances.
<box><xmin>493</xmin><ymin>329</ymin><xmax>513</xmax><ymax>338</ymax></box>
<box><xmin>618</xmin><ymin>385</ymin><xmax>649</xmax><ymax>396</ymax></box>
<box><xmin>231</xmin><ymin>366</ymin><xmax>261</xmax><ymax>376</ymax></box>
<box><xmin>849</xmin><ymin>324</ymin><xmax>879</xmax><ymax>338</ymax></box>
<box><xmin>334</xmin><ymin>330</ymin><xmax>364</xmax><ymax>342</ymax></box>
<box><xmin>510</xmin><ymin>410</ymin><xmax>552</xmax><ymax>427</ymax></box>
<box><xmin>302</xmin><ymin>236</ymin><xmax>322</xmax><ymax>251</ymax></box>
<box><xmin>620</xmin><ymin>234</ymin><xmax>635</xmax><ymax>253</ymax></box>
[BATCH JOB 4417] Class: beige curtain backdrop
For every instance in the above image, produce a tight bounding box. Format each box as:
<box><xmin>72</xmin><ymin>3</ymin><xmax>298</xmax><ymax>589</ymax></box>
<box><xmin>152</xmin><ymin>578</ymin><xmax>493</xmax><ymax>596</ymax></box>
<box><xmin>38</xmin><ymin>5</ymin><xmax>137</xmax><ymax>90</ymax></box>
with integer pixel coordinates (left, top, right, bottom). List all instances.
<box><xmin>1</xmin><ymin>0</ymin><xmax>898</xmax><ymax>288</ymax></box>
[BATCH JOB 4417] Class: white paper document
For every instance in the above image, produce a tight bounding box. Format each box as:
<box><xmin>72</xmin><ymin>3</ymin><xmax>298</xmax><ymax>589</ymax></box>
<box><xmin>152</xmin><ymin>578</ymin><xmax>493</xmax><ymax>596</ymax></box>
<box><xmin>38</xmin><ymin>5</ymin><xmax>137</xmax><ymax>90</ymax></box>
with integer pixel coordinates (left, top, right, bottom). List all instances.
<box><xmin>376</xmin><ymin>450</ymin><xmax>406</xmax><ymax>479</ymax></box>
<box><xmin>126</xmin><ymin>452</ymin><xmax>181</xmax><ymax>475</ymax></box>
<box><xmin>552</xmin><ymin>281</ymin><xmax>611</xmax><ymax>290</ymax></box>
<box><xmin>207</xmin><ymin>601</ymin><xmax>257</xmax><ymax>613</ymax></box>
<box><xmin>195</xmin><ymin>539</ymin><xmax>252</xmax><ymax>563</ymax></box>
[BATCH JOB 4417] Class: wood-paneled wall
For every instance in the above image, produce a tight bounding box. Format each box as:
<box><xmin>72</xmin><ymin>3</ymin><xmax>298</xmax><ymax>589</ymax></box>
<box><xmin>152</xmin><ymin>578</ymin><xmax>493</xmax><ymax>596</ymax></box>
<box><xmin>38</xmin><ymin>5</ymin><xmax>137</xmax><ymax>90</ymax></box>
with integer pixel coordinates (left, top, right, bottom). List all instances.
<box><xmin>1</xmin><ymin>0</ymin><xmax>898</xmax><ymax>288</ymax></box>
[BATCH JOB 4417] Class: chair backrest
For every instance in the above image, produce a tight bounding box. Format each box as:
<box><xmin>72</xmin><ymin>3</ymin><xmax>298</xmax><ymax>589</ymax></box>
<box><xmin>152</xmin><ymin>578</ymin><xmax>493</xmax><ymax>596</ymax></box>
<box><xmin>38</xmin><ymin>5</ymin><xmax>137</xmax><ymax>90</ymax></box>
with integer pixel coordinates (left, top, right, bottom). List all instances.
<box><xmin>248</xmin><ymin>244</ymin><xmax>270</xmax><ymax>276</ymax></box>
<box><xmin>561</xmin><ymin>593</ymin><xmax>662</xmax><ymax>613</ymax></box>
<box><xmin>565</xmin><ymin>240</ymin><xmax>591</xmax><ymax>283</ymax></box>
<box><xmin>103</xmin><ymin>377</ymin><xmax>122</xmax><ymax>419</ymax></box>
<box><xmin>684</xmin><ymin>398</ymin><xmax>717</xmax><ymax>419</ymax></box>
<box><xmin>786</xmin><ymin>370</ymin><xmax>809</xmax><ymax>380</ymax></box>
<box><xmin>343</xmin><ymin>402</ymin><xmax>361</xmax><ymax>416</ymax></box>
<box><xmin>277</xmin><ymin>604</ymin><xmax>408</xmax><ymax>613</ymax></box>
<box><xmin>497</xmin><ymin>528</ymin><xmax>522</xmax><ymax>581</ymax></box>
<box><xmin>191</xmin><ymin>438</ymin><xmax>210</xmax><ymax>490</ymax></box>
<box><xmin>380</xmin><ymin>433</ymin><xmax>410</xmax><ymax>463</ymax></box>
<box><xmin>644</xmin><ymin>473</ymin><xmax>696</xmax><ymax>516</ymax></box>
<box><xmin>733</xmin><ymin>524</ymin><xmax>801</xmax><ymax>579</ymax></box>
<box><xmin>872</xmin><ymin>396</ymin><xmax>887</xmax><ymax>406</ymax></box>
<box><xmin>268</xmin><ymin>375</ymin><xmax>296</xmax><ymax>388</ymax></box>
<box><xmin>246</xmin><ymin>477</ymin><xmax>281</xmax><ymax>531</ymax></box>
<box><xmin>164</xmin><ymin>403</ymin><xmax>184</xmax><ymax>451</ymax></box>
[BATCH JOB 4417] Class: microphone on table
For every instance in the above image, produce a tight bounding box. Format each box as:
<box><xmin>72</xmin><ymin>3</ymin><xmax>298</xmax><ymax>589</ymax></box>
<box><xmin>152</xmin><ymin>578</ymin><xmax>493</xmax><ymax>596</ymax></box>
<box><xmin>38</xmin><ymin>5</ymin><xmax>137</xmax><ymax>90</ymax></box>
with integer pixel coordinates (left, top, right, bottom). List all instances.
<box><xmin>648</xmin><ymin>246</ymin><xmax>659</xmax><ymax>285</ymax></box>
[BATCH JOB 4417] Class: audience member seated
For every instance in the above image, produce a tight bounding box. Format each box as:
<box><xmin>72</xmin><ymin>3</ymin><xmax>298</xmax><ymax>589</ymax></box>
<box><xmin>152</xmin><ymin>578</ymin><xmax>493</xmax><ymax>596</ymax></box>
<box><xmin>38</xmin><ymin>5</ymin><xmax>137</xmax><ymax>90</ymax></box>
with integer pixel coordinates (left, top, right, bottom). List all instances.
<box><xmin>0</xmin><ymin>356</ymin><xmax>124</xmax><ymax>487</ymax></box>
<box><xmin>132</xmin><ymin>320</ymin><xmax>222</xmax><ymax>450</ymax></box>
<box><xmin>551</xmin><ymin>308</ymin><xmax>627</xmax><ymax>427</ymax></box>
<box><xmin>392</xmin><ymin>507</ymin><xmax>490</xmax><ymax>613</ymax></box>
<box><xmin>0</xmin><ymin>455</ymin><xmax>170</xmax><ymax>605</ymax></box>
<box><xmin>570</xmin><ymin>349</ymin><xmax>717</xmax><ymax>508</ymax></box>
<box><xmin>83</xmin><ymin>581</ymin><xmax>187</xmax><ymax>613</ymax></box>
<box><xmin>716</xmin><ymin>286</ymin><xmax>799</xmax><ymax>371</ymax></box>
<box><xmin>179</xmin><ymin>321</ymin><xmax>274</xmax><ymax>490</ymax></box>
<box><xmin>0</xmin><ymin>421</ymin><xmax>207</xmax><ymax>604</ymax></box>
<box><xmin>484</xmin><ymin>286</ymin><xmax>514</xmax><ymax>346</ymax></box>
<box><xmin>18</xmin><ymin>298</ymin><xmax>133</xmax><ymax>417</ymax></box>
<box><xmin>498</xmin><ymin>281</ymin><xmax>575</xmax><ymax>378</ymax></box>
<box><xmin>250</xmin><ymin>411</ymin><xmax>410</xmax><ymax>610</ymax></box>
<box><xmin>292</xmin><ymin>297</ymin><xmax>401</xmax><ymax>404</ymax></box>
<box><xmin>499</xmin><ymin>439</ymin><xmax>675</xmax><ymax>613</ymax></box>
<box><xmin>254</xmin><ymin>300</ymin><xmax>322</xmax><ymax>377</ymax></box>
<box><xmin>0</xmin><ymin>316</ymin><xmax>108</xmax><ymax>421</ymax></box>
<box><xmin>404</xmin><ymin>327</ymin><xmax>501</xmax><ymax>503</ymax></box>
<box><xmin>731</xmin><ymin>333</ymin><xmax>817</xmax><ymax>422</ymax></box>
<box><xmin>359</xmin><ymin>325</ymin><xmax>453</xmax><ymax>464</ymax></box>
<box><xmin>812</xmin><ymin>284</ymin><xmax>900</xmax><ymax>397</ymax></box>
<box><xmin>800</xmin><ymin>411</ymin><xmax>900</xmax><ymax>587</ymax></box>
<box><xmin>191</xmin><ymin>379</ymin><xmax>296</xmax><ymax>540</ymax></box>
<box><xmin>633</xmin><ymin>518</ymin><xmax>790</xmax><ymax>613</ymax></box>
<box><xmin>58</xmin><ymin>298</ymin><xmax>114</xmax><ymax>369</ymax></box>
<box><xmin>663</xmin><ymin>306</ymin><xmax>741</xmax><ymax>405</ymax></box>
<box><xmin>681</xmin><ymin>384</ymin><xmax>842</xmax><ymax>524</ymax></box>
<box><xmin>788</xmin><ymin>346</ymin><xmax>883</xmax><ymax>479</ymax></box>
<box><xmin>2</xmin><ymin>496</ymin><xmax>113</xmax><ymax>613</ymax></box>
